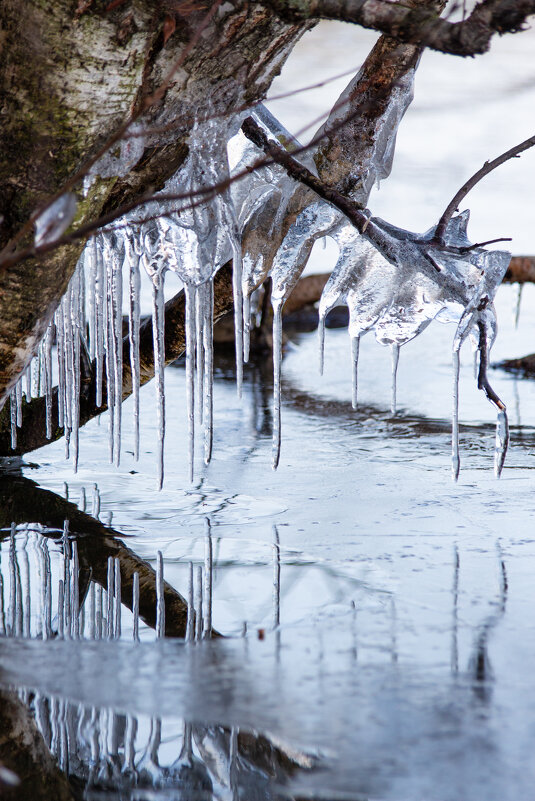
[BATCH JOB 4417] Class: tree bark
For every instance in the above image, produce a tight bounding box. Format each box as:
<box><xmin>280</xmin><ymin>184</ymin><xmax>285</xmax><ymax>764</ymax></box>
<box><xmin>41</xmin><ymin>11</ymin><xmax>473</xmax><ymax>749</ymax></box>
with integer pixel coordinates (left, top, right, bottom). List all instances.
<box><xmin>0</xmin><ymin>0</ymin><xmax>309</xmax><ymax>407</ymax></box>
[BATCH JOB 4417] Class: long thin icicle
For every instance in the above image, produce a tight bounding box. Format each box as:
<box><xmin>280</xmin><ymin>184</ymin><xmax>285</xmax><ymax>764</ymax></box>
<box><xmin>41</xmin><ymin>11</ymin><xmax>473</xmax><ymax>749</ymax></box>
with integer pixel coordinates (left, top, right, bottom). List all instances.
<box><xmin>203</xmin><ymin>280</ymin><xmax>214</xmax><ymax>464</ymax></box>
<box><xmin>185</xmin><ymin>283</ymin><xmax>196</xmax><ymax>482</ymax></box>
<box><xmin>272</xmin><ymin>300</ymin><xmax>283</xmax><ymax>470</ymax></box>
<box><xmin>452</xmin><ymin>349</ymin><xmax>461</xmax><ymax>481</ymax></box>
<box><xmin>152</xmin><ymin>278</ymin><xmax>166</xmax><ymax>489</ymax></box>
<box><xmin>351</xmin><ymin>335</ymin><xmax>360</xmax><ymax>410</ymax></box>
<box><xmin>391</xmin><ymin>344</ymin><xmax>400</xmax><ymax>415</ymax></box>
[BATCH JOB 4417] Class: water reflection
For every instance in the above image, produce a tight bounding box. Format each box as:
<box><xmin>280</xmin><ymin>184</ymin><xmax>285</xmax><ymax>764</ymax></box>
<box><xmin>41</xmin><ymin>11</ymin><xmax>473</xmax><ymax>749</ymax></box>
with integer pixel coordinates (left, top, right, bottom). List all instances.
<box><xmin>0</xmin><ymin>469</ymin><xmax>518</xmax><ymax>800</ymax></box>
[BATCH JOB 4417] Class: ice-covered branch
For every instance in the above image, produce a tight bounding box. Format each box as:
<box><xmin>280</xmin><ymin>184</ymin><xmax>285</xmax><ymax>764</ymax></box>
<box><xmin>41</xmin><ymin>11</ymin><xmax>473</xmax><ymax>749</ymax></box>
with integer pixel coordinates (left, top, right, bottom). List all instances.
<box><xmin>262</xmin><ymin>0</ymin><xmax>535</xmax><ymax>56</ymax></box>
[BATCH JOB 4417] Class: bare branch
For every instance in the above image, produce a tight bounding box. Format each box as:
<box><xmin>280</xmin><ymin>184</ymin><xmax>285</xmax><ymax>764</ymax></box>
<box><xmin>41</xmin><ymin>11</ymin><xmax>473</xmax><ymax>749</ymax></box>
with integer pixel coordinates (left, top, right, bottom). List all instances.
<box><xmin>261</xmin><ymin>0</ymin><xmax>535</xmax><ymax>56</ymax></box>
<box><xmin>434</xmin><ymin>133</ymin><xmax>535</xmax><ymax>244</ymax></box>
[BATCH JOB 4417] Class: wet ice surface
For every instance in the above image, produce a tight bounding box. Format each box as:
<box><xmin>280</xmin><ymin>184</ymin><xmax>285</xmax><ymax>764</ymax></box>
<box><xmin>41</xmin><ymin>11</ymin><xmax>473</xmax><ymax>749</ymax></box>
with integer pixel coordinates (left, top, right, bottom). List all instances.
<box><xmin>3</xmin><ymin>281</ymin><xmax>535</xmax><ymax>798</ymax></box>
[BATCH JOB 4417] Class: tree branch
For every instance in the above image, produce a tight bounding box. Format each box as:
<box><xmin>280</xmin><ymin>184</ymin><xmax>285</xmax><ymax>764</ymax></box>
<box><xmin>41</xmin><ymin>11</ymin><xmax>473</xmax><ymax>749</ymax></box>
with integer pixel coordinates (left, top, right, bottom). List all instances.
<box><xmin>434</xmin><ymin>133</ymin><xmax>535</xmax><ymax>244</ymax></box>
<box><xmin>261</xmin><ymin>0</ymin><xmax>535</xmax><ymax>56</ymax></box>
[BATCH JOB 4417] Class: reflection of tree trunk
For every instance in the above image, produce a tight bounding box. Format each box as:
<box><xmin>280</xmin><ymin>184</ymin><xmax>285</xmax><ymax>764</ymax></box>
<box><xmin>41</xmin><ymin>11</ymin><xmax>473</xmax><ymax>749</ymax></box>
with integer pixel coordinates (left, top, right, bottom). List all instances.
<box><xmin>0</xmin><ymin>474</ymin><xmax>202</xmax><ymax>638</ymax></box>
<box><xmin>0</xmin><ymin>690</ymin><xmax>74</xmax><ymax>801</ymax></box>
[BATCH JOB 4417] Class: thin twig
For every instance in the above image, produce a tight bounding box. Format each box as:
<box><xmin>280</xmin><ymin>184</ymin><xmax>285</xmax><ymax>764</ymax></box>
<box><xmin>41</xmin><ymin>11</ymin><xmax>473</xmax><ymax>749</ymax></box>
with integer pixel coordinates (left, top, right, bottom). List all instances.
<box><xmin>434</xmin><ymin>134</ymin><xmax>535</xmax><ymax>245</ymax></box>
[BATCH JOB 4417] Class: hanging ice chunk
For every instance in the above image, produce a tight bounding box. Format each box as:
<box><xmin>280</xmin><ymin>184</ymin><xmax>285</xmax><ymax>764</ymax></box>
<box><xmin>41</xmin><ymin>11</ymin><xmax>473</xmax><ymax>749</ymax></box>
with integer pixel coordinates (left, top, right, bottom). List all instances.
<box><xmin>34</xmin><ymin>193</ymin><xmax>77</xmax><ymax>247</ymax></box>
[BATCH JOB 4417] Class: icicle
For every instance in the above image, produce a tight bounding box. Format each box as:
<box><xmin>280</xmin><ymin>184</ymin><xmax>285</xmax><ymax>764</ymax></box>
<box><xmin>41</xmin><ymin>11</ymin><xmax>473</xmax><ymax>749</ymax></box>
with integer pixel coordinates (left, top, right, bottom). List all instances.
<box><xmin>43</xmin><ymin>323</ymin><xmax>54</xmax><ymax>440</ymax></box>
<box><xmin>25</xmin><ymin>362</ymin><xmax>32</xmax><ymax>402</ymax></box>
<box><xmin>186</xmin><ymin>562</ymin><xmax>194</xmax><ymax>643</ymax></box>
<box><xmin>318</xmin><ymin>315</ymin><xmax>326</xmax><ymax>376</ymax></box>
<box><xmin>203</xmin><ymin>520</ymin><xmax>213</xmax><ymax>639</ymax></box>
<box><xmin>55</xmin><ymin>306</ymin><xmax>65</xmax><ymax>429</ymax></box>
<box><xmin>351</xmin><ymin>335</ymin><xmax>360</xmax><ymax>409</ymax></box>
<box><xmin>391</xmin><ymin>344</ymin><xmax>400</xmax><ymax>415</ymax></box>
<box><xmin>272</xmin><ymin>300</ymin><xmax>283</xmax><ymax>470</ymax></box>
<box><xmin>494</xmin><ymin>409</ymin><xmax>509</xmax><ymax>479</ymax></box>
<box><xmin>44</xmin><ymin>539</ymin><xmax>52</xmax><ymax>641</ymax></box>
<box><xmin>132</xmin><ymin>572</ymin><xmax>140</xmax><ymax>642</ymax></box>
<box><xmin>195</xmin><ymin>566</ymin><xmax>203</xmax><ymax>642</ymax></box>
<box><xmin>452</xmin><ymin>349</ymin><xmax>460</xmax><ymax>482</ymax></box>
<box><xmin>58</xmin><ymin>580</ymin><xmax>65</xmax><ymax>639</ymax></box>
<box><xmin>87</xmin><ymin>238</ymin><xmax>98</xmax><ymax>360</ymax></box>
<box><xmin>203</xmin><ymin>279</ymin><xmax>214</xmax><ymax>464</ymax></box>
<box><xmin>20</xmin><ymin>536</ymin><xmax>31</xmax><ymax>638</ymax></box>
<box><xmin>114</xmin><ymin>558</ymin><xmax>121</xmax><ymax>639</ymax></box>
<box><xmin>185</xmin><ymin>283</ymin><xmax>196</xmax><ymax>482</ymax></box>
<box><xmin>243</xmin><ymin>292</ymin><xmax>251</xmax><ymax>364</ymax></box>
<box><xmin>15</xmin><ymin>378</ymin><xmax>23</xmax><ymax>428</ymax></box>
<box><xmin>195</xmin><ymin>285</ymin><xmax>204</xmax><ymax>422</ymax></box>
<box><xmin>231</xmin><ymin>234</ymin><xmax>244</xmax><ymax>398</ymax></box>
<box><xmin>156</xmin><ymin>550</ymin><xmax>165</xmax><ymax>639</ymax></box>
<box><xmin>80</xmin><ymin>486</ymin><xmax>86</xmax><ymax>513</ymax></box>
<box><xmin>111</xmin><ymin>244</ymin><xmax>123</xmax><ymax>467</ymax></box>
<box><xmin>107</xmin><ymin>556</ymin><xmax>114</xmax><ymax>640</ymax></box>
<box><xmin>104</xmin><ymin>249</ymin><xmax>115</xmax><ymax>464</ymax></box>
<box><xmin>71</xmin><ymin>269</ymin><xmax>82</xmax><ymax>470</ymax></box>
<box><xmin>63</xmin><ymin>284</ymin><xmax>74</xmax><ymax>460</ymax></box>
<box><xmin>95</xmin><ymin>236</ymin><xmax>105</xmax><ymax>408</ymax></box>
<box><xmin>514</xmin><ymin>283</ymin><xmax>523</xmax><ymax>329</ymax></box>
<box><xmin>71</xmin><ymin>541</ymin><xmax>79</xmax><ymax>639</ymax></box>
<box><xmin>126</xmin><ymin>237</ymin><xmax>141</xmax><ymax>461</ymax></box>
<box><xmin>8</xmin><ymin>526</ymin><xmax>17</xmax><ymax>636</ymax></box>
<box><xmin>152</xmin><ymin>278</ymin><xmax>166</xmax><ymax>489</ymax></box>
<box><xmin>10</xmin><ymin>391</ymin><xmax>17</xmax><ymax>450</ymax></box>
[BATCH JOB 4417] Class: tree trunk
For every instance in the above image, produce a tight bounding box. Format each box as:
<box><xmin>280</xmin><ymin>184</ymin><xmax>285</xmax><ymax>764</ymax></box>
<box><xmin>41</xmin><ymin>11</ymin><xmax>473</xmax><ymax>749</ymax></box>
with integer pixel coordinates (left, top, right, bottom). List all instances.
<box><xmin>0</xmin><ymin>0</ymin><xmax>310</xmax><ymax>406</ymax></box>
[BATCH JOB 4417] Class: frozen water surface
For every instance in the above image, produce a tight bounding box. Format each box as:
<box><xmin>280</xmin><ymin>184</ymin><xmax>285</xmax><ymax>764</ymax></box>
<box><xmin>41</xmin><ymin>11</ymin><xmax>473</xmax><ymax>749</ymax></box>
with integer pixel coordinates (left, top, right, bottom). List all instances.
<box><xmin>2</xmin><ymin>22</ymin><xmax>535</xmax><ymax>801</ymax></box>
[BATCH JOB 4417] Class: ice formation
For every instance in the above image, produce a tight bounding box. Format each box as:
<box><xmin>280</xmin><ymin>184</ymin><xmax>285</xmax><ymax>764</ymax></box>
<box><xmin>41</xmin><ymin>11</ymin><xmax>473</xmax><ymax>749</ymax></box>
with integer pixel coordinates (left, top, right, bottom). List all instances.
<box><xmin>12</xmin><ymin>78</ymin><xmax>512</xmax><ymax>483</ymax></box>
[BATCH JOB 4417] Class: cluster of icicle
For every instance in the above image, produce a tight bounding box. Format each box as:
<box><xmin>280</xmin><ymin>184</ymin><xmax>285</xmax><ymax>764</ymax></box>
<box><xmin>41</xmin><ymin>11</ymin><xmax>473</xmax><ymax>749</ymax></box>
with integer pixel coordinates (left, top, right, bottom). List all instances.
<box><xmin>20</xmin><ymin>94</ymin><xmax>511</xmax><ymax>484</ymax></box>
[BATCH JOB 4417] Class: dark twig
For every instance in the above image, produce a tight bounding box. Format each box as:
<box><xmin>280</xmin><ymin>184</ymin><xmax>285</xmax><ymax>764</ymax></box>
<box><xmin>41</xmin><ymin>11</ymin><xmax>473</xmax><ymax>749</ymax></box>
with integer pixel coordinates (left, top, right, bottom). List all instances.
<box><xmin>477</xmin><ymin>320</ymin><xmax>506</xmax><ymax>411</ymax></box>
<box><xmin>434</xmin><ymin>134</ymin><xmax>535</xmax><ymax>245</ymax></box>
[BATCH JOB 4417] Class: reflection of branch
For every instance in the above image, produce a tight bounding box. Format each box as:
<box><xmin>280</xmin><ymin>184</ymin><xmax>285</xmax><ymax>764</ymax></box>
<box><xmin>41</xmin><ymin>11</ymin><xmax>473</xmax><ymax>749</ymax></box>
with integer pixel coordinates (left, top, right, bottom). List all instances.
<box><xmin>0</xmin><ymin>474</ymin><xmax>204</xmax><ymax>637</ymax></box>
<box><xmin>261</xmin><ymin>0</ymin><xmax>535</xmax><ymax>56</ymax></box>
<box><xmin>434</xmin><ymin>134</ymin><xmax>535</xmax><ymax>244</ymax></box>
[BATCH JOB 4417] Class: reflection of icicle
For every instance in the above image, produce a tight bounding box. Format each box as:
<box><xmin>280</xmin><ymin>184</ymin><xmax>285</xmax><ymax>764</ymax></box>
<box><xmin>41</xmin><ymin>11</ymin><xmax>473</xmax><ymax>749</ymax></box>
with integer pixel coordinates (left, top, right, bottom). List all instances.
<box><xmin>351</xmin><ymin>335</ymin><xmax>360</xmax><ymax>410</ymax></box>
<box><xmin>514</xmin><ymin>283</ymin><xmax>523</xmax><ymax>328</ymax></box>
<box><xmin>452</xmin><ymin>349</ymin><xmax>460</xmax><ymax>482</ymax></box>
<box><xmin>203</xmin><ymin>520</ymin><xmax>213</xmax><ymax>639</ymax></box>
<box><xmin>272</xmin><ymin>301</ymin><xmax>283</xmax><ymax>470</ymax></box>
<box><xmin>156</xmin><ymin>551</ymin><xmax>165</xmax><ymax>639</ymax></box>
<box><xmin>186</xmin><ymin>562</ymin><xmax>194</xmax><ymax>643</ymax></box>
<box><xmin>114</xmin><ymin>558</ymin><xmax>121</xmax><ymax>639</ymax></box>
<box><xmin>195</xmin><ymin>566</ymin><xmax>203</xmax><ymax>642</ymax></box>
<box><xmin>272</xmin><ymin>526</ymin><xmax>280</xmax><ymax>630</ymax></box>
<box><xmin>107</xmin><ymin>556</ymin><xmax>114</xmax><ymax>640</ymax></box>
<box><xmin>391</xmin><ymin>344</ymin><xmax>400</xmax><ymax>415</ymax></box>
<box><xmin>72</xmin><ymin>541</ymin><xmax>79</xmax><ymax>639</ymax></box>
<box><xmin>133</xmin><ymin>572</ymin><xmax>140</xmax><ymax>642</ymax></box>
